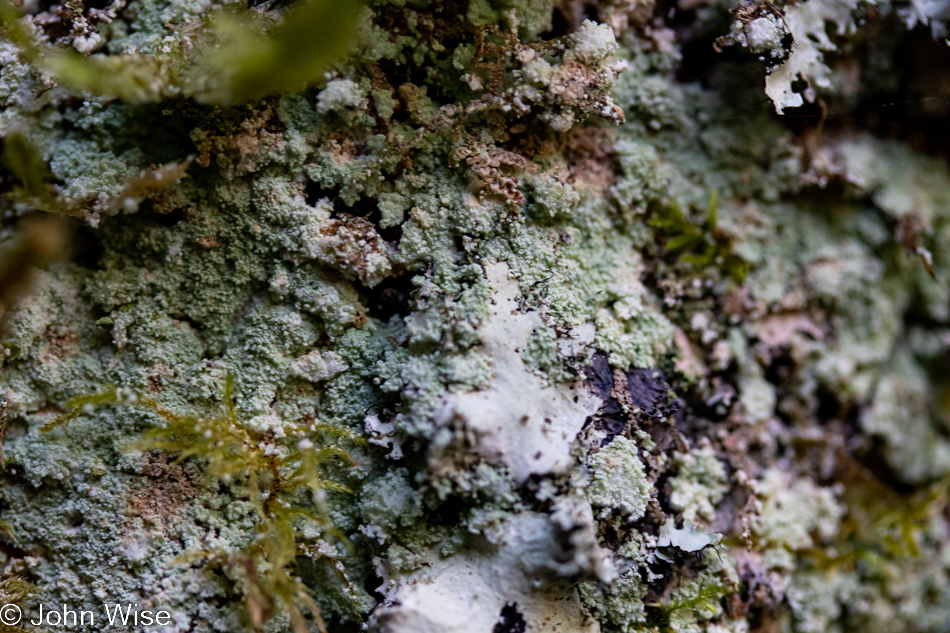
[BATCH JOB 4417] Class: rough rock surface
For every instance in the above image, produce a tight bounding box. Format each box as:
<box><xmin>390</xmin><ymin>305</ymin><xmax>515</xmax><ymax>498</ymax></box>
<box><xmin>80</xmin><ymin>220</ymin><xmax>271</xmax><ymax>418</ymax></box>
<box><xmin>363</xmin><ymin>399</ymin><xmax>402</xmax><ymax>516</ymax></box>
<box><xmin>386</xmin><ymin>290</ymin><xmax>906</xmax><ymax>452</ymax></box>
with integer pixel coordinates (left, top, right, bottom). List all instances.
<box><xmin>1</xmin><ymin>0</ymin><xmax>950</xmax><ymax>632</ymax></box>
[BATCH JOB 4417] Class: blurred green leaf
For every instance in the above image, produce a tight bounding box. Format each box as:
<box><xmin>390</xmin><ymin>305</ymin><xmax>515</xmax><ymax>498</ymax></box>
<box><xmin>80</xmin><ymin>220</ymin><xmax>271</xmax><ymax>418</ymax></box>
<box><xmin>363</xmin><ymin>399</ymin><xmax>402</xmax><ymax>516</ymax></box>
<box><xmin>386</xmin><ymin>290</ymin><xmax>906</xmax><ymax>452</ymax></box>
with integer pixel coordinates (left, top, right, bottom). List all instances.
<box><xmin>3</xmin><ymin>131</ymin><xmax>60</xmax><ymax>210</ymax></box>
<box><xmin>0</xmin><ymin>215</ymin><xmax>70</xmax><ymax>330</ymax></box>
<box><xmin>0</xmin><ymin>0</ymin><xmax>362</xmax><ymax>105</ymax></box>
<box><xmin>41</xmin><ymin>53</ymin><xmax>173</xmax><ymax>103</ymax></box>
<box><xmin>197</xmin><ymin>0</ymin><xmax>363</xmax><ymax>104</ymax></box>
<box><xmin>666</xmin><ymin>233</ymin><xmax>699</xmax><ymax>251</ymax></box>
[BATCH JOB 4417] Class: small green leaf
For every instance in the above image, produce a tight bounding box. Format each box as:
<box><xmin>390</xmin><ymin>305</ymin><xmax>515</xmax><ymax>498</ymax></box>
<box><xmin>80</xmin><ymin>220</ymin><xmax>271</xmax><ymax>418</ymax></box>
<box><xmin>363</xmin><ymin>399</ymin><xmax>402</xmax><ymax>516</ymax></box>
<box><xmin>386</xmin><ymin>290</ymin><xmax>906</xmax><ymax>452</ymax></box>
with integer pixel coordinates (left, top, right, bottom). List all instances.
<box><xmin>706</xmin><ymin>189</ymin><xmax>719</xmax><ymax>225</ymax></box>
<box><xmin>666</xmin><ymin>234</ymin><xmax>699</xmax><ymax>251</ymax></box>
<box><xmin>3</xmin><ymin>131</ymin><xmax>63</xmax><ymax>211</ymax></box>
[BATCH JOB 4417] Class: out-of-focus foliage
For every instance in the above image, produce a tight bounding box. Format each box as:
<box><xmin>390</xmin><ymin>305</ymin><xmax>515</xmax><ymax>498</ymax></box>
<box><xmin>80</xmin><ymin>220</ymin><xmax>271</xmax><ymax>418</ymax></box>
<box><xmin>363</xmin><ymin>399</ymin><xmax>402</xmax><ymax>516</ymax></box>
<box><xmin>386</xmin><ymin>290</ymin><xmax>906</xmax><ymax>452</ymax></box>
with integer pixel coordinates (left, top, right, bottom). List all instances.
<box><xmin>3</xmin><ymin>131</ymin><xmax>66</xmax><ymax>213</ymax></box>
<box><xmin>0</xmin><ymin>0</ymin><xmax>361</xmax><ymax>105</ymax></box>
<box><xmin>0</xmin><ymin>215</ymin><xmax>70</xmax><ymax>330</ymax></box>
<box><xmin>4</xmin><ymin>128</ymin><xmax>191</xmax><ymax>218</ymax></box>
<box><xmin>195</xmin><ymin>0</ymin><xmax>363</xmax><ymax>104</ymax></box>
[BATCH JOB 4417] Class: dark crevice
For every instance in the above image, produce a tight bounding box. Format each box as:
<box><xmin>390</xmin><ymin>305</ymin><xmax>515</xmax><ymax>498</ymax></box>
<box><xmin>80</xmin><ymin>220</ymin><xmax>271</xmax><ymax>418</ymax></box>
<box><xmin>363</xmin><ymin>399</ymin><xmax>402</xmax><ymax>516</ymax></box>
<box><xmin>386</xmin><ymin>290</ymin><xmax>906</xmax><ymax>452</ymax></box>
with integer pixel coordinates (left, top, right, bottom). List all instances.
<box><xmin>148</xmin><ymin>206</ymin><xmax>186</xmax><ymax>228</ymax></box>
<box><xmin>363</xmin><ymin>567</ymin><xmax>387</xmax><ymax>606</ymax></box>
<box><xmin>582</xmin><ymin>3</ymin><xmax>598</xmax><ymax>23</ymax></box>
<box><xmin>851</xmin><ymin>437</ymin><xmax>919</xmax><ymax>494</ymax></box>
<box><xmin>304</xmin><ymin>180</ymin><xmax>340</xmax><ymax>208</ymax></box>
<box><xmin>64</xmin><ymin>509</ymin><xmax>84</xmax><ymax>530</ymax></box>
<box><xmin>63</xmin><ymin>217</ymin><xmax>104</xmax><ymax>270</ymax></box>
<box><xmin>815</xmin><ymin>384</ymin><xmax>849</xmax><ymax>426</ymax></box>
<box><xmin>362</xmin><ymin>269</ymin><xmax>418</xmax><ymax>322</ymax></box>
<box><xmin>169</xmin><ymin>312</ymin><xmax>204</xmax><ymax>336</ymax></box>
<box><xmin>428</xmin><ymin>494</ymin><xmax>466</xmax><ymax>529</ymax></box>
<box><xmin>542</xmin><ymin>7</ymin><xmax>569</xmax><ymax>39</ymax></box>
<box><xmin>342</xmin><ymin>195</ymin><xmax>378</xmax><ymax>219</ymax></box>
<box><xmin>493</xmin><ymin>602</ymin><xmax>526</xmax><ymax>633</ymax></box>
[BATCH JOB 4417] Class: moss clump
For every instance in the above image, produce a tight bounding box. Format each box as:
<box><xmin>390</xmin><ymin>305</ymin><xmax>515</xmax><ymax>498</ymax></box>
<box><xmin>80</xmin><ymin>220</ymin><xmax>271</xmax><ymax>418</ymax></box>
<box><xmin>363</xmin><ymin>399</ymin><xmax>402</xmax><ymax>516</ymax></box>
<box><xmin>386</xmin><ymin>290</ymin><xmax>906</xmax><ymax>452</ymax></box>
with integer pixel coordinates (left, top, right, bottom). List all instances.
<box><xmin>45</xmin><ymin>376</ymin><xmax>363</xmax><ymax>632</ymax></box>
<box><xmin>0</xmin><ymin>574</ymin><xmax>36</xmax><ymax>633</ymax></box>
<box><xmin>649</xmin><ymin>192</ymin><xmax>748</xmax><ymax>285</ymax></box>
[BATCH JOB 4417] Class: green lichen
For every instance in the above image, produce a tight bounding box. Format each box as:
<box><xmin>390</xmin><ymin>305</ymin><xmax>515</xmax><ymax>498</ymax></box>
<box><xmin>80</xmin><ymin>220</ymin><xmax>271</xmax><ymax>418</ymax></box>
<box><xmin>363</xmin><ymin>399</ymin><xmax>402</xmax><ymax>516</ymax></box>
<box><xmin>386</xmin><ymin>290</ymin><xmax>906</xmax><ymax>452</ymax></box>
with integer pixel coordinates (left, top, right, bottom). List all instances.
<box><xmin>586</xmin><ymin>436</ymin><xmax>651</xmax><ymax>522</ymax></box>
<box><xmin>668</xmin><ymin>441</ymin><xmax>727</xmax><ymax>525</ymax></box>
<box><xmin>1</xmin><ymin>0</ymin><xmax>950</xmax><ymax>631</ymax></box>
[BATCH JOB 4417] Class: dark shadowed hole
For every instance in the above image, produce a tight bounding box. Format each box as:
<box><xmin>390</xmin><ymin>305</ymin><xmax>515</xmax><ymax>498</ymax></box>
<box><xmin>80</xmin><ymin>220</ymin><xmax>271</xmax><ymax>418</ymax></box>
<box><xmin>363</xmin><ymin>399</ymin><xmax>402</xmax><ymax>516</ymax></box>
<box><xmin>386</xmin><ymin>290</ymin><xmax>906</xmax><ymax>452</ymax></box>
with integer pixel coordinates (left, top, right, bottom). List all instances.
<box><xmin>65</xmin><ymin>509</ymin><xmax>84</xmax><ymax>531</ymax></box>
<box><xmin>541</xmin><ymin>7</ymin><xmax>569</xmax><ymax>38</ymax></box>
<box><xmin>70</xmin><ymin>222</ymin><xmax>105</xmax><ymax>270</ymax></box>
<box><xmin>582</xmin><ymin>3</ymin><xmax>598</xmax><ymax>22</ymax></box>
<box><xmin>149</xmin><ymin>206</ymin><xmax>186</xmax><ymax>228</ymax></box>
<box><xmin>493</xmin><ymin>603</ymin><xmax>526</xmax><ymax>633</ymax></box>
<box><xmin>815</xmin><ymin>385</ymin><xmax>847</xmax><ymax>425</ymax></box>
<box><xmin>305</xmin><ymin>180</ymin><xmax>339</xmax><ymax>208</ymax></box>
<box><xmin>362</xmin><ymin>269</ymin><xmax>418</xmax><ymax>321</ymax></box>
<box><xmin>430</xmin><ymin>494</ymin><xmax>466</xmax><ymax>529</ymax></box>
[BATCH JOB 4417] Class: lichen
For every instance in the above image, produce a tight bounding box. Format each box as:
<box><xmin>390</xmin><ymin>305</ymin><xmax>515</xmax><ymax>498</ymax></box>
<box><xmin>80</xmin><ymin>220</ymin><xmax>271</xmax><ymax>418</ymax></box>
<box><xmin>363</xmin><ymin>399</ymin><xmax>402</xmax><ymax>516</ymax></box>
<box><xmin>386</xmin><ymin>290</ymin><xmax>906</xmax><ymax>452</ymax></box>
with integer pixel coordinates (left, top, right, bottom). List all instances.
<box><xmin>586</xmin><ymin>435</ymin><xmax>650</xmax><ymax>522</ymax></box>
<box><xmin>669</xmin><ymin>440</ymin><xmax>727</xmax><ymax>525</ymax></box>
<box><xmin>2</xmin><ymin>0</ymin><xmax>950</xmax><ymax>631</ymax></box>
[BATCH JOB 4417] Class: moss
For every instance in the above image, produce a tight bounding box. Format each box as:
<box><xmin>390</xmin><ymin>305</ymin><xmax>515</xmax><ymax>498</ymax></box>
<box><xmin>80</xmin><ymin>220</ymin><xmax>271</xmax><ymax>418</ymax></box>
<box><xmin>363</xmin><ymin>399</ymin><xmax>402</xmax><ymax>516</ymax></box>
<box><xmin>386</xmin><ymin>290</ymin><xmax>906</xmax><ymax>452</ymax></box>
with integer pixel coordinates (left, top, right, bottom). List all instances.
<box><xmin>655</xmin><ymin>566</ymin><xmax>737</xmax><ymax>633</ymax></box>
<box><xmin>648</xmin><ymin>194</ymin><xmax>749</xmax><ymax>285</ymax></box>
<box><xmin>0</xmin><ymin>573</ymin><xmax>37</xmax><ymax>633</ymax></box>
<box><xmin>43</xmin><ymin>375</ymin><xmax>364</xmax><ymax>631</ymax></box>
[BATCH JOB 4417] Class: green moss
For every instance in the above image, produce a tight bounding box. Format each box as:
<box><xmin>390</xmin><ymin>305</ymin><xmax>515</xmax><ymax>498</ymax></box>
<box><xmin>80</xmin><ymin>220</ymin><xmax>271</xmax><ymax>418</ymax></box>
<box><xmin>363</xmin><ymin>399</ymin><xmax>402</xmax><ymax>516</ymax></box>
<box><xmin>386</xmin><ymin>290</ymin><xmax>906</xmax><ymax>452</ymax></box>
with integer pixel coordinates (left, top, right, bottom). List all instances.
<box><xmin>44</xmin><ymin>376</ymin><xmax>364</xmax><ymax>631</ymax></box>
<box><xmin>0</xmin><ymin>573</ymin><xmax>37</xmax><ymax>633</ymax></box>
<box><xmin>647</xmin><ymin>567</ymin><xmax>736</xmax><ymax>633</ymax></box>
<box><xmin>649</xmin><ymin>193</ymin><xmax>748</xmax><ymax>285</ymax></box>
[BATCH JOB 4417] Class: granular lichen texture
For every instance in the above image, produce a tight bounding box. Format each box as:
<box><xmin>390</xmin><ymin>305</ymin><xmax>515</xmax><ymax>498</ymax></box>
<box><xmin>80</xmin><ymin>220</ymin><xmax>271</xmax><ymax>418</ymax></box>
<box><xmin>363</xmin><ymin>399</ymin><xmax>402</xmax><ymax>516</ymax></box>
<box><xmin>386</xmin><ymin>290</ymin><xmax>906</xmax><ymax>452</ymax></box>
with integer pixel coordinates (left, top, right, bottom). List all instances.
<box><xmin>1</xmin><ymin>0</ymin><xmax>950</xmax><ymax>631</ymax></box>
